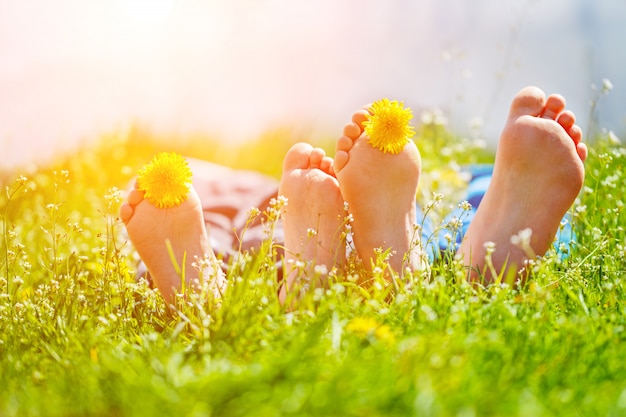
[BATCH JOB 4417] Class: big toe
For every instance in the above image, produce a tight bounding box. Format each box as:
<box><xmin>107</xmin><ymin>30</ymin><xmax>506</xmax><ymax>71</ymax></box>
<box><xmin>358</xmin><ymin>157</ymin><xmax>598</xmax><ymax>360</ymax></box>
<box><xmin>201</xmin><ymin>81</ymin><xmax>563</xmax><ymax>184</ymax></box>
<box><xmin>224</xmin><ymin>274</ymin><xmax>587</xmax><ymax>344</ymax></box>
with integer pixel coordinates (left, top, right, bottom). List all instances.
<box><xmin>283</xmin><ymin>142</ymin><xmax>315</xmax><ymax>171</ymax></box>
<box><xmin>508</xmin><ymin>86</ymin><xmax>547</xmax><ymax>119</ymax></box>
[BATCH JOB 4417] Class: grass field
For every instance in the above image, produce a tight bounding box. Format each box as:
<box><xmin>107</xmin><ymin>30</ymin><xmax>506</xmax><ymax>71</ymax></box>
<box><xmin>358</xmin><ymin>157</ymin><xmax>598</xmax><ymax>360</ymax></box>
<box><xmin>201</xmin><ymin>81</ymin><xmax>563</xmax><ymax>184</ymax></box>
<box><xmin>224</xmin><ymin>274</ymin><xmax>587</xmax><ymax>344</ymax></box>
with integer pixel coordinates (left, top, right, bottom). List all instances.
<box><xmin>1</xmin><ymin>124</ymin><xmax>626</xmax><ymax>417</ymax></box>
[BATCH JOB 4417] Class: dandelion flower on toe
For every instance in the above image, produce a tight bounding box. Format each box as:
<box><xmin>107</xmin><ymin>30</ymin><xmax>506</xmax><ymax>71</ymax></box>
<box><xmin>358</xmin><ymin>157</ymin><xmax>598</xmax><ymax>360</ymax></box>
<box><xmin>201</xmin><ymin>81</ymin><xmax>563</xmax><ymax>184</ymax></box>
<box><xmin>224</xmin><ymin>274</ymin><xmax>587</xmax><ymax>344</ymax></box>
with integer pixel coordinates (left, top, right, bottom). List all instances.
<box><xmin>363</xmin><ymin>98</ymin><xmax>416</xmax><ymax>154</ymax></box>
<box><xmin>137</xmin><ymin>152</ymin><xmax>192</xmax><ymax>209</ymax></box>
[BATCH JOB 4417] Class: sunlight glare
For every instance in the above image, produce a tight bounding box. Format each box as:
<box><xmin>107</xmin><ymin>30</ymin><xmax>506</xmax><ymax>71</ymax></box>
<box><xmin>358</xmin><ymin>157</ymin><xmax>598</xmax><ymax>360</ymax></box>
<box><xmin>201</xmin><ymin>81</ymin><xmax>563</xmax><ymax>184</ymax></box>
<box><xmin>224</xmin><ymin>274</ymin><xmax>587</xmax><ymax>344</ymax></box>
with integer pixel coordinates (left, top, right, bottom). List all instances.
<box><xmin>119</xmin><ymin>0</ymin><xmax>175</xmax><ymax>25</ymax></box>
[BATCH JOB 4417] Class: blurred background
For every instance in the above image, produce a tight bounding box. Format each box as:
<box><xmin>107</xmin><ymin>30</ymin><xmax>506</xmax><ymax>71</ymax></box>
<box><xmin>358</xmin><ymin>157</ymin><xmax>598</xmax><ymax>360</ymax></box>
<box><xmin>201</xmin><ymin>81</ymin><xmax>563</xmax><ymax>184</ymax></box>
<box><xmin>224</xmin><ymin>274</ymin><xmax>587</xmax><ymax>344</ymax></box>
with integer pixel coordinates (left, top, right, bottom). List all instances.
<box><xmin>1</xmin><ymin>0</ymin><xmax>624</xmax><ymax>170</ymax></box>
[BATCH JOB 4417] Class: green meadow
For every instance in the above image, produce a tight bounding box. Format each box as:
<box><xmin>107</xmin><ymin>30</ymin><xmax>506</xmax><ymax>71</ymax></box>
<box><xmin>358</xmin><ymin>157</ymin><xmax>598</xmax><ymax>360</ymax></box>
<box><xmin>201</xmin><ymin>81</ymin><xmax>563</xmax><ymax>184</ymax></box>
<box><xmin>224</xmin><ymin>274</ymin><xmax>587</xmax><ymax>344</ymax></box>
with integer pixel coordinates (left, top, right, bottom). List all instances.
<box><xmin>1</xmin><ymin>122</ymin><xmax>626</xmax><ymax>417</ymax></box>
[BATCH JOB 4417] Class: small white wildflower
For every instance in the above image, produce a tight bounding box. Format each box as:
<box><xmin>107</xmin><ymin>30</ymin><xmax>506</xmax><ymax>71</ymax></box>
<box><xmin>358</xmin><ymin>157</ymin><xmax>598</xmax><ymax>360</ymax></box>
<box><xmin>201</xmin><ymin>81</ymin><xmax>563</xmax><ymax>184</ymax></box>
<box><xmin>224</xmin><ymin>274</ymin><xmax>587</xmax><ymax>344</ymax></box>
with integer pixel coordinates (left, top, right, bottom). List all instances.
<box><xmin>313</xmin><ymin>287</ymin><xmax>324</xmax><ymax>301</ymax></box>
<box><xmin>420</xmin><ymin>304</ymin><xmax>438</xmax><ymax>322</ymax></box>
<box><xmin>307</xmin><ymin>228</ymin><xmax>317</xmax><ymax>238</ymax></box>
<box><xmin>447</xmin><ymin>217</ymin><xmax>463</xmax><ymax>230</ymax></box>
<box><xmin>592</xmin><ymin>227</ymin><xmax>603</xmax><ymax>241</ymax></box>
<box><xmin>104</xmin><ymin>187</ymin><xmax>121</xmax><ymax>207</ymax></box>
<box><xmin>602</xmin><ymin>78</ymin><xmax>614</xmax><ymax>94</ymax></box>
<box><xmin>602</xmin><ymin>174</ymin><xmax>619</xmax><ymax>188</ymax></box>
<box><xmin>473</xmin><ymin>138</ymin><xmax>487</xmax><ymax>149</ymax></box>
<box><xmin>314</xmin><ymin>264</ymin><xmax>328</xmax><ymax>275</ymax></box>
<box><xmin>347</xmin><ymin>274</ymin><xmax>359</xmax><ymax>283</ymax></box>
<box><xmin>511</xmin><ymin>228</ymin><xmax>532</xmax><ymax>247</ymax></box>
<box><xmin>332</xmin><ymin>283</ymin><xmax>345</xmax><ymax>294</ymax></box>
<box><xmin>459</xmin><ymin>200</ymin><xmax>472</xmax><ymax>212</ymax></box>
<box><xmin>247</xmin><ymin>207</ymin><xmax>261</xmax><ymax>218</ymax></box>
<box><xmin>469</xmin><ymin>117</ymin><xmax>483</xmax><ymax>131</ymax></box>
<box><xmin>484</xmin><ymin>241</ymin><xmax>496</xmax><ymax>255</ymax></box>
<box><xmin>608</xmin><ymin>130</ymin><xmax>622</xmax><ymax>145</ymax></box>
<box><xmin>433</xmin><ymin>110</ymin><xmax>448</xmax><ymax>126</ymax></box>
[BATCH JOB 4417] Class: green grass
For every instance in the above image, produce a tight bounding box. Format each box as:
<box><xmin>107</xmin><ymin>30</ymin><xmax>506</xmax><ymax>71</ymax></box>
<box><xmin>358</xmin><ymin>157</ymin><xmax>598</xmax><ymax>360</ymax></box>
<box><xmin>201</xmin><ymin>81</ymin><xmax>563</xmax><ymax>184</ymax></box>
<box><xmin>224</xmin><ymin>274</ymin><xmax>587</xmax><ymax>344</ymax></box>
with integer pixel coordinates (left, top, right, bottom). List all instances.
<box><xmin>1</xmin><ymin>125</ymin><xmax>626</xmax><ymax>417</ymax></box>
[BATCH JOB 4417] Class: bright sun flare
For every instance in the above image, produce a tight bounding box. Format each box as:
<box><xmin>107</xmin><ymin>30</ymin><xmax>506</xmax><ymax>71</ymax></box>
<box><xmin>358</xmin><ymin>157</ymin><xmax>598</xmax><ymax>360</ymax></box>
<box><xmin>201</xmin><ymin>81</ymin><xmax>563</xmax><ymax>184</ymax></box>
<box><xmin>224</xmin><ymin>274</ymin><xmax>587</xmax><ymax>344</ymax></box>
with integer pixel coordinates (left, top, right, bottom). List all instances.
<box><xmin>119</xmin><ymin>0</ymin><xmax>175</xmax><ymax>25</ymax></box>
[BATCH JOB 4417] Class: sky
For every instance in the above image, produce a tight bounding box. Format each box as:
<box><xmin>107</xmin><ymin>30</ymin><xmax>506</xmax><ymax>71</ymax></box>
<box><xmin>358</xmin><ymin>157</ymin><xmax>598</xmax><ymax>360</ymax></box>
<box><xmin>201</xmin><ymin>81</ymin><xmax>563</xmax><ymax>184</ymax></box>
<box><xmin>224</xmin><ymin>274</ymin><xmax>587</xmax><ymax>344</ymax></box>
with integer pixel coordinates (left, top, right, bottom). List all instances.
<box><xmin>1</xmin><ymin>0</ymin><xmax>624</xmax><ymax>170</ymax></box>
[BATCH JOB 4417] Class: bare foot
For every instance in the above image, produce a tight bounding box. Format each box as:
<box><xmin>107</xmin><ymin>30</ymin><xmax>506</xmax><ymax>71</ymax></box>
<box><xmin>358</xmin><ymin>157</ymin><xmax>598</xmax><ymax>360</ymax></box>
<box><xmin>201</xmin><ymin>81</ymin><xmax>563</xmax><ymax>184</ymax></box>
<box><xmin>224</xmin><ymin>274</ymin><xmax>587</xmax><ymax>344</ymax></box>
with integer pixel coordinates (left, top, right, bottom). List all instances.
<box><xmin>458</xmin><ymin>86</ymin><xmax>587</xmax><ymax>283</ymax></box>
<box><xmin>120</xmin><ymin>184</ymin><xmax>224</xmax><ymax>303</ymax></box>
<box><xmin>334</xmin><ymin>107</ymin><xmax>423</xmax><ymax>275</ymax></box>
<box><xmin>278</xmin><ymin>143</ymin><xmax>346</xmax><ymax>303</ymax></box>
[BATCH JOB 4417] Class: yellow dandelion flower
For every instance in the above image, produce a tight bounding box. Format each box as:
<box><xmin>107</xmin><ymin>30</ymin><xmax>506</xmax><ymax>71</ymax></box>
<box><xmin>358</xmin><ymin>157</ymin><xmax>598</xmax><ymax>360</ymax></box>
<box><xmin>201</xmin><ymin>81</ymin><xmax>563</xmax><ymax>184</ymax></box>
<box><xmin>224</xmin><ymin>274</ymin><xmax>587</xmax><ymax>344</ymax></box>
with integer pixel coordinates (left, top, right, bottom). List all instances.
<box><xmin>363</xmin><ymin>98</ymin><xmax>415</xmax><ymax>154</ymax></box>
<box><xmin>346</xmin><ymin>316</ymin><xmax>379</xmax><ymax>336</ymax></box>
<box><xmin>137</xmin><ymin>152</ymin><xmax>192</xmax><ymax>209</ymax></box>
<box><xmin>346</xmin><ymin>317</ymin><xmax>396</xmax><ymax>344</ymax></box>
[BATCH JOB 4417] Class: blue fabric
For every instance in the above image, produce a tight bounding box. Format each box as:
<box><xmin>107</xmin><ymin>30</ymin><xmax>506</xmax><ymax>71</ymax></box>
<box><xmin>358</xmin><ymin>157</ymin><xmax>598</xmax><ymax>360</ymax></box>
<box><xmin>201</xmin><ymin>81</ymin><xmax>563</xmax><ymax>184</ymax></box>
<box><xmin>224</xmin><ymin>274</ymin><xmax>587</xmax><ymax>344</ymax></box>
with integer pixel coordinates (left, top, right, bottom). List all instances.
<box><xmin>419</xmin><ymin>165</ymin><xmax>575</xmax><ymax>262</ymax></box>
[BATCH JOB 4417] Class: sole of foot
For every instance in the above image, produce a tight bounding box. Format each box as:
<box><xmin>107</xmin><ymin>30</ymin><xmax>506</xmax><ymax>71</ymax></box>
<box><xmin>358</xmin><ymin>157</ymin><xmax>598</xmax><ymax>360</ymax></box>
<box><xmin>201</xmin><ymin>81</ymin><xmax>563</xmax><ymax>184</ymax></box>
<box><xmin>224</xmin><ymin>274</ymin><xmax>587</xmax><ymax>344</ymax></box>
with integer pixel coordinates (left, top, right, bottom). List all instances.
<box><xmin>278</xmin><ymin>142</ymin><xmax>346</xmax><ymax>303</ymax></box>
<box><xmin>458</xmin><ymin>86</ymin><xmax>587</xmax><ymax>283</ymax></box>
<box><xmin>334</xmin><ymin>107</ymin><xmax>423</xmax><ymax>277</ymax></box>
<box><xmin>120</xmin><ymin>184</ymin><xmax>223</xmax><ymax>303</ymax></box>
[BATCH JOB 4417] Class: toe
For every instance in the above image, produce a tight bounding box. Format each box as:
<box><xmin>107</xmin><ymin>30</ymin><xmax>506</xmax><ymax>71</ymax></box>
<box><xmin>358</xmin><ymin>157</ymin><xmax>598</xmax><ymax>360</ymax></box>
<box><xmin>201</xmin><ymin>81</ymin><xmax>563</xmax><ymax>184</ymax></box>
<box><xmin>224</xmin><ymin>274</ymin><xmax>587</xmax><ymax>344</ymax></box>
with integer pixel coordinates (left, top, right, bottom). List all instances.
<box><xmin>343</xmin><ymin>122</ymin><xmax>361</xmax><ymax>139</ymax></box>
<box><xmin>558</xmin><ymin>112</ymin><xmax>583</xmax><ymax>146</ymax></box>
<box><xmin>334</xmin><ymin>134</ymin><xmax>353</xmax><ymax>174</ymax></box>
<box><xmin>352</xmin><ymin>109</ymin><xmax>371</xmax><ymax>131</ymax></box>
<box><xmin>283</xmin><ymin>142</ymin><xmax>314</xmax><ymax>171</ymax></box>
<box><xmin>556</xmin><ymin>109</ymin><xmax>583</xmax><ymax>147</ymax></box>
<box><xmin>119</xmin><ymin>203</ymin><xmax>134</xmax><ymax>224</ymax></box>
<box><xmin>334</xmin><ymin>150</ymin><xmax>349</xmax><ymax>173</ymax></box>
<box><xmin>320</xmin><ymin>156</ymin><xmax>334</xmax><ymax>174</ymax></box>
<box><xmin>336</xmin><ymin>135</ymin><xmax>353</xmax><ymax>153</ymax></box>
<box><xmin>577</xmin><ymin>143</ymin><xmax>588</xmax><ymax>162</ymax></box>
<box><xmin>557</xmin><ymin>110</ymin><xmax>576</xmax><ymax>131</ymax></box>
<box><xmin>128</xmin><ymin>188</ymin><xmax>145</xmax><ymax>206</ymax></box>
<box><xmin>309</xmin><ymin>148</ymin><xmax>325</xmax><ymax>169</ymax></box>
<box><xmin>568</xmin><ymin>124</ymin><xmax>583</xmax><ymax>146</ymax></box>
<box><xmin>509</xmin><ymin>86</ymin><xmax>546</xmax><ymax>119</ymax></box>
<box><xmin>540</xmin><ymin>94</ymin><xmax>566</xmax><ymax>120</ymax></box>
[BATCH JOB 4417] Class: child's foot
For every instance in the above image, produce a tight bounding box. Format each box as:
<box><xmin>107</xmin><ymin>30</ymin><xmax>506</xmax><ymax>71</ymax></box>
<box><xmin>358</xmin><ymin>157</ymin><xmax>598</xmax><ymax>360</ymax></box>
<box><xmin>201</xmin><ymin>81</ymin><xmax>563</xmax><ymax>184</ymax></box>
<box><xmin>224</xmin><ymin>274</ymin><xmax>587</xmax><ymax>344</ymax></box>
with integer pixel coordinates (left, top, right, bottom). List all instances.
<box><xmin>278</xmin><ymin>143</ymin><xmax>346</xmax><ymax>303</ymax></box>
<box><xmin>458</xmin><ymin>86</ymin><xmax>587</xmax><ymax>282</ymax></box>
<box><xmin>120</xmin><ymin>184</ymin><xmax>224</xmax><ymax>303</ymax></box>
<box><xmin>334</xmin><ymin>106</ymin><xmax>423</xmax><ymax>275</ymax></box>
